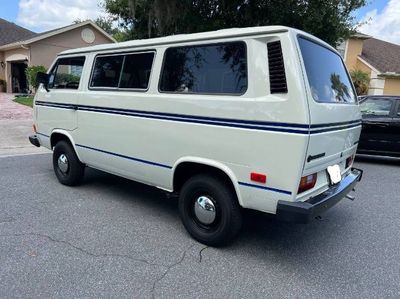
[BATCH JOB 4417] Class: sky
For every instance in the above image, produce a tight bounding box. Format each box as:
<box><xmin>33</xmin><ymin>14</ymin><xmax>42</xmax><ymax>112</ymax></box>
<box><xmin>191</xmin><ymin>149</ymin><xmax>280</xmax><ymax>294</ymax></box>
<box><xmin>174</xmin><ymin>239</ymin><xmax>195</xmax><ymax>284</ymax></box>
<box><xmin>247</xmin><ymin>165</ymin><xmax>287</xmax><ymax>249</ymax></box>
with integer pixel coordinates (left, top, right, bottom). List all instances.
<box><xmin>0</xmin><ymin>0</ymin><xmax>399</xmax><ymax>44</ymax></box>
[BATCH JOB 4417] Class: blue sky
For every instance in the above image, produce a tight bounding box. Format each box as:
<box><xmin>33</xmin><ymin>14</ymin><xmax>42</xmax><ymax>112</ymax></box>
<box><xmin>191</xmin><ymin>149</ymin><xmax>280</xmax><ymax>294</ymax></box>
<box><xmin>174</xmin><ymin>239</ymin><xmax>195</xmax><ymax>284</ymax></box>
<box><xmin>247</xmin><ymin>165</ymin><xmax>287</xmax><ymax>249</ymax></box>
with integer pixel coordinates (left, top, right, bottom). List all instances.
<box><xmin>1</xmin><ymin>0</ymin><xmax>399</xmax><ymax>44</ymax></box>
<box><xmin>353</xmin><ymin>0</ymin><xmax>388</xmax><ymax>20</ymax></box>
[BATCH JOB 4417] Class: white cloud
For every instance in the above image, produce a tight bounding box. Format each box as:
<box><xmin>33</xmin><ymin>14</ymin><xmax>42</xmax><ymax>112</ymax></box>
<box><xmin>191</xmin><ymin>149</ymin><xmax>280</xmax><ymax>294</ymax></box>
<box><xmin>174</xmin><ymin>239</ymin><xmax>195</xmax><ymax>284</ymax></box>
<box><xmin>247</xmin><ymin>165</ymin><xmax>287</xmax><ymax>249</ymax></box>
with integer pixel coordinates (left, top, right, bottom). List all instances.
<box><xmin>358</xmin><ymin>0</ymin><xmax>400</xmax><ymax>45</ymax></box>
<box><xmin>16</xmin><ymin>0</ymin><xmax>107</xmax><ymax>32</ymax></box>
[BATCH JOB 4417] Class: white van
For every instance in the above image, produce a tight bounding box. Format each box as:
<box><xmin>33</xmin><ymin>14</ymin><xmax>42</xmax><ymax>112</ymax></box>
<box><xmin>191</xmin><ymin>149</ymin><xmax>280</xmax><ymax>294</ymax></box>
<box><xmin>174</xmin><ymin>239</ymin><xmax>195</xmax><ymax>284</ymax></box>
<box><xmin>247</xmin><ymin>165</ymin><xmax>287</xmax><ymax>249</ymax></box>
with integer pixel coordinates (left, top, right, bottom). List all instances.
<box><xmin>30</xmin><ymin>26</ymin><xmax>363</xmax><ymax>246</ymax></box>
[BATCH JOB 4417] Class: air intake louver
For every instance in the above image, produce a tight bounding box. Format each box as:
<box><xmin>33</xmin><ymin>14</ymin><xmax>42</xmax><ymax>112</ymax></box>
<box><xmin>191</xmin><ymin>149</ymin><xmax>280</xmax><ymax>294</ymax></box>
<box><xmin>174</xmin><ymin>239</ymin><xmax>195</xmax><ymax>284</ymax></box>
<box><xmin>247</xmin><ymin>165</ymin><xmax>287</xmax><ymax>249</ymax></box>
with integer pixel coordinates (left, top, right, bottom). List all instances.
<box><xmin>267</xmin><ymin>41</ymin><xmax>288</xmax><ymax>93</ymax></box>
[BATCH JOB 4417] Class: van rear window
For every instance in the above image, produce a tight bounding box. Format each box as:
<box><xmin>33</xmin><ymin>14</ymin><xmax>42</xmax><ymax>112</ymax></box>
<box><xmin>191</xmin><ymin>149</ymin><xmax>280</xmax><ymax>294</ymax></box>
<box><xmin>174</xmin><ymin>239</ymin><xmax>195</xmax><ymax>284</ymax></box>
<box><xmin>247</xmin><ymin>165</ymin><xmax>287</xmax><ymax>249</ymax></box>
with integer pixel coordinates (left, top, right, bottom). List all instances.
<box><xmin>159</xmin><ymin>42</ymin><xmax>247</xmax><ymax>95</ymax></box>
<box><xmin>298</xmin><ymin>37</ymin><xmax>356</xmax><ymax>103</ymax></box>
<box><xmin>90</xmin><ymin>52</ymin><xmax>154</xmax><ymax>90</ymax></box>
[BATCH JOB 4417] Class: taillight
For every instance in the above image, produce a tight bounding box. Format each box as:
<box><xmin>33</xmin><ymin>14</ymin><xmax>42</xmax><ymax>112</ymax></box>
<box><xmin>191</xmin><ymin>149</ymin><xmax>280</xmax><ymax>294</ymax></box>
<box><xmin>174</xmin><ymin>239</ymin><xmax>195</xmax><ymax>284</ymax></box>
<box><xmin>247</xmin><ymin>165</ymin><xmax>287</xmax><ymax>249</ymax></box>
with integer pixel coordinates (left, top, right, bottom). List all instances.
<box><xmin>298</xmin><ymin>173</ymin><xmax>317</xmax><ymax>193</ymax></box>
<box><xmin>346</xmin><ymin>156</ymin><xmax>353</xmax><ymax>169</ymax></box>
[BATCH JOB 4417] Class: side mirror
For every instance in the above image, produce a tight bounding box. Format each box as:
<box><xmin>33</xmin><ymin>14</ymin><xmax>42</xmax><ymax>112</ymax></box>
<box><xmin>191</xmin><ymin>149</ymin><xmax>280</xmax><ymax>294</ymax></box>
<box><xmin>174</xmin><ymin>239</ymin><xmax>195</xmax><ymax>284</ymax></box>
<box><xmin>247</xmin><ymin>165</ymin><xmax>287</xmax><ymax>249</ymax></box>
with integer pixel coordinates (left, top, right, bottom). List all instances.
<box><xmin>36</xmin><ymin>72</ymin><xmax>50</xmax><ymax>92</ymax></box>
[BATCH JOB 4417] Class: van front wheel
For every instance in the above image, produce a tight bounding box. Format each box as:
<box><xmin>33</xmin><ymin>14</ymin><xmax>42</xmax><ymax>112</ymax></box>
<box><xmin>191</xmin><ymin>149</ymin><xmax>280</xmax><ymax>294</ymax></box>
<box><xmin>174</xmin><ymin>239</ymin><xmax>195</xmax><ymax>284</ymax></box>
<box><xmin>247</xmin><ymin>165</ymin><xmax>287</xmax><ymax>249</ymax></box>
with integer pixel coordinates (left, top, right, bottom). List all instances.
<box><xmin>179</xmin><ymin>175</ymin><xmax>242</xmax><ymax>246</ymax></box>
<box><xmin>53</xmin><ymin>141</ymin><xmax>85</xmax><ymax>186</ymax></box>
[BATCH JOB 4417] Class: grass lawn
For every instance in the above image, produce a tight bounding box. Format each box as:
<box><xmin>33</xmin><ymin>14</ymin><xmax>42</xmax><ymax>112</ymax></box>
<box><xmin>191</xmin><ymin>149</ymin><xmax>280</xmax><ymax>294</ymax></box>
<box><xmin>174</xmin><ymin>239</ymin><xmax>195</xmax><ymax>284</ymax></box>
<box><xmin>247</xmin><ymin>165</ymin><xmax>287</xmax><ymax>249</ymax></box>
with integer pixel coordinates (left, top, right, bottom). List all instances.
<box><xmin>14</xmin><ymin>96</ymin><xmax>34</xmax><ymax>108</ymax></box>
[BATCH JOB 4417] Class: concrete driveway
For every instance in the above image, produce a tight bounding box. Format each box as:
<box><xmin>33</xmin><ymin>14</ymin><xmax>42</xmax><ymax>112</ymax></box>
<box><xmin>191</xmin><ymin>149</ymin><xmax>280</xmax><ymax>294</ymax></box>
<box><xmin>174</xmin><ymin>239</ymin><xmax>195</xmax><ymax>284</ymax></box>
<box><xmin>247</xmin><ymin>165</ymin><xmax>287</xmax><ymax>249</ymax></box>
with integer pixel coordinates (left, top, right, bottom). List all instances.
<box><xmin>0</xmin><ymin>93</ymin><xmax>49</xmax><ymax>157</ymax></box>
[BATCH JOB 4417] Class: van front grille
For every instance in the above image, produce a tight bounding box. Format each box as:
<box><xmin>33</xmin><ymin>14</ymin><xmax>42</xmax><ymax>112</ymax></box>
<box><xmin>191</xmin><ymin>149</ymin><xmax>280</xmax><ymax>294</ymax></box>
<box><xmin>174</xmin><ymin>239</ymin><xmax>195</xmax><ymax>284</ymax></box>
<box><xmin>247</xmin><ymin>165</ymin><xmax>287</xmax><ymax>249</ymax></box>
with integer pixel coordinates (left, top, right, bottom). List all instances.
<box><xmin>267</xmin><ymin>41</ymin><xmax>288</xmax><ymax>93</ymax></box>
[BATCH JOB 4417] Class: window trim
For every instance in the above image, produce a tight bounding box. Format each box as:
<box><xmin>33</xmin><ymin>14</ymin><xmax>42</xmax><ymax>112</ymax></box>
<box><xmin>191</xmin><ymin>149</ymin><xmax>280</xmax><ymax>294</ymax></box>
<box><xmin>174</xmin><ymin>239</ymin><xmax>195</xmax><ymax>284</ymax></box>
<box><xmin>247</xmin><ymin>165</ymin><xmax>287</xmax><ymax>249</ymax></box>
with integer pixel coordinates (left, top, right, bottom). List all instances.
<box><xmin>158</xmin><ymin>41</ymin><xmax>248</xmax><ymax>96</ymax></box>
<box><xmin>88</xmin><ymin>50</ymin><xmax>156</xmax><ymax>92</ymax></box>
<box><xmin>48</xmin><ymin>56</ymin><xmax>86</xmax><ymax>90</ymax></box>
<box><xmin>297</xmin><ymin>34</ymin><xmax>358</xmax><ymax>105</ymax></box>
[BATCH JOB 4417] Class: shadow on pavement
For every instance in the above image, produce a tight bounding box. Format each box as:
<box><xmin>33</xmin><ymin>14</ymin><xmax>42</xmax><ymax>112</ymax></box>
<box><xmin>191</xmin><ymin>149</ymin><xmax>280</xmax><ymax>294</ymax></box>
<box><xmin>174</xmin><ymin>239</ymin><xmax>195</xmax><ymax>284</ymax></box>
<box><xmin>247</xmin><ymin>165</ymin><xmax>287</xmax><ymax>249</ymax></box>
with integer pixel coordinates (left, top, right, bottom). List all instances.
<box><xmin>80</xmin><ymin>166</ymin><xmax>349</xmax><ymax>255</ymax></box>
<box><xmin>355</xmin><ymin>155</ymin><xmax>400</xmax><ymax>166</ymax></box>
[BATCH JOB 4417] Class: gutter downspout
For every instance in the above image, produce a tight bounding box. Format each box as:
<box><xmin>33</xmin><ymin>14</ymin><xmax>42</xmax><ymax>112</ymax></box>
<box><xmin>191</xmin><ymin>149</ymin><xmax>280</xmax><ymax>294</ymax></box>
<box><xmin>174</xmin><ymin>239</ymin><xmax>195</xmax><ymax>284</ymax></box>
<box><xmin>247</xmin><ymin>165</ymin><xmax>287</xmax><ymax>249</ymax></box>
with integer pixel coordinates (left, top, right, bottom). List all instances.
<box><xmin>20</xmin><ymin>44</ymin><xmax>31</xmax><ymax>64</ymax></box>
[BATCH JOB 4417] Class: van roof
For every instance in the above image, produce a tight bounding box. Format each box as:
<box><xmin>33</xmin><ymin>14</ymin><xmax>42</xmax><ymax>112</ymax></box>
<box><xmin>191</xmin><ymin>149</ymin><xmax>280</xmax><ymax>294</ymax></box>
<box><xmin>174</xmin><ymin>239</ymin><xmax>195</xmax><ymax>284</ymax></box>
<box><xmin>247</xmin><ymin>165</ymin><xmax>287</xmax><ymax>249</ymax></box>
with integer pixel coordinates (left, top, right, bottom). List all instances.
<box><xmin>60</xmin><ymin>25</ymin><xmax>332</xmax><ymax>56</ymax></box>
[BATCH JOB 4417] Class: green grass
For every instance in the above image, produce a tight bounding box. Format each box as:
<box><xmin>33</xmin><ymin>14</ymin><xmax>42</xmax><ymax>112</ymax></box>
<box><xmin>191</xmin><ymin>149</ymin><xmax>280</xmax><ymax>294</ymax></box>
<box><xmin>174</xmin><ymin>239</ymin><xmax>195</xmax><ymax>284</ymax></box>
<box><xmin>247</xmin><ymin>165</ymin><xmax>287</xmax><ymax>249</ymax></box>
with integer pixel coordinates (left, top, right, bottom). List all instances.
<box><xmin>14</xmin><ymin>96</ymin><xmax>34</xmax><ymax>108</ymax></box>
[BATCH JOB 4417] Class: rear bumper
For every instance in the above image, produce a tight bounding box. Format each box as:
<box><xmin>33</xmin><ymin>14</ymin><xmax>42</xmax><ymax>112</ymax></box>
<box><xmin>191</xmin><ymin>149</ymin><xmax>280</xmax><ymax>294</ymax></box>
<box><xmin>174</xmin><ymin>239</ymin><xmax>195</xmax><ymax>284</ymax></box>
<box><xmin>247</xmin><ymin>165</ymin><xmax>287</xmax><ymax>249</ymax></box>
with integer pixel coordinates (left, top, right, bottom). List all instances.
<box><xmin>29</xmin><ymin>135</ymin><xmax>41</xmax><ymax>147</ymax></box>
<box><xmin>276</xmin><ymin>168</ymin><xmax>363</xmax><ymax>223</ymax></box>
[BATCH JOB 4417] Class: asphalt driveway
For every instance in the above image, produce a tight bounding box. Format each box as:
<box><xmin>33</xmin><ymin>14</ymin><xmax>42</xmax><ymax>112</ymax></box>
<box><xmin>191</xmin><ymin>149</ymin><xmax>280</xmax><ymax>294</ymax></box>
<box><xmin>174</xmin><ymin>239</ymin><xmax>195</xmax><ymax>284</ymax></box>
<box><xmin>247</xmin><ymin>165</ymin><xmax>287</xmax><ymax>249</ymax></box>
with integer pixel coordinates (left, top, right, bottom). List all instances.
<box><xmin>0</xmin><ymin>153</ymin><xmax>399</xmax><ymax>298</ymax></box>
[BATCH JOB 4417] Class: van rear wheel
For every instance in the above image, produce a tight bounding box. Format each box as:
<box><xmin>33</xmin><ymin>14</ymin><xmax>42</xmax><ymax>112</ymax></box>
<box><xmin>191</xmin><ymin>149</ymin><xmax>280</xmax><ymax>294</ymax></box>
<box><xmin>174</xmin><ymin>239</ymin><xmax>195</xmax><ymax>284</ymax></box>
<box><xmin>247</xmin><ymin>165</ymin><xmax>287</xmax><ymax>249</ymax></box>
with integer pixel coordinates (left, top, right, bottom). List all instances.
<box><xmin>178</xmin><ymin>174</ymin><xmax>242</xmax><ymax>246</ymax></box>
<box><xmin>53</xmin><ymin>141</ymin><xmax>85</xmax><ymax>186</ymax></box>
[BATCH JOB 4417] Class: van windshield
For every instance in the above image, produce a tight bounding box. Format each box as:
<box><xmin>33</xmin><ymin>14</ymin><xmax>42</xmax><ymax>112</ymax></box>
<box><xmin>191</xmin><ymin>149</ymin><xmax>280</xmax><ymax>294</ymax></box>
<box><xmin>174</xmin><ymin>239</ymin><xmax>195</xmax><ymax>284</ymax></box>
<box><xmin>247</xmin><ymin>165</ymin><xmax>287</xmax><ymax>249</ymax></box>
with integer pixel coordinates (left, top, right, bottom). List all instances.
<box><xmin>298</xmin><ymin>37</ymin><xmax>356</xmax><ymax>103</ymax></box>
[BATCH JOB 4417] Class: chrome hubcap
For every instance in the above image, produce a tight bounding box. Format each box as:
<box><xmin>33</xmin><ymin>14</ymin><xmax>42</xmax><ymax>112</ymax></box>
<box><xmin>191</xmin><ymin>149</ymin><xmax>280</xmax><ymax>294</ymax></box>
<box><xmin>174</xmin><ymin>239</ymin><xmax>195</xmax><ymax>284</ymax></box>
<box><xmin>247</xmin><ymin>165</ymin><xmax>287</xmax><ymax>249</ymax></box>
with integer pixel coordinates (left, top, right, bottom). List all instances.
<box><xmin>194</xmin><ymin>196</ymin><xmax>216</xmax><ymax>225</ymax></box>
<box><xmin>58</xmin><ymin>154</ymin><xmax>69</xmax><ymax>174</ymax></box>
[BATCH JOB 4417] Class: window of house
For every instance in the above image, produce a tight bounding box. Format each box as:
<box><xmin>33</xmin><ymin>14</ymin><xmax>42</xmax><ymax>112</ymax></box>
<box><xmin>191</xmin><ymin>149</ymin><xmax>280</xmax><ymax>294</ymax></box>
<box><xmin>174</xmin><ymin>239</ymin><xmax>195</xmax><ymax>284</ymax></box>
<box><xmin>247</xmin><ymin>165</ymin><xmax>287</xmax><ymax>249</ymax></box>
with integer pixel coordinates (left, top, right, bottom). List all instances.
<box><xmin>49</xmin><ymin>57</ymin><xmax>85</xmax><ymax>89</ymax></box>
<box><xmin>159</xmin><ymin>42</ymin><xmax>247</xmax><ymax>95</ymax></box>
<box><xmin>90</xmin><ymin>52</ymin><xmax>154</xmax><ymax>89</ymax></box>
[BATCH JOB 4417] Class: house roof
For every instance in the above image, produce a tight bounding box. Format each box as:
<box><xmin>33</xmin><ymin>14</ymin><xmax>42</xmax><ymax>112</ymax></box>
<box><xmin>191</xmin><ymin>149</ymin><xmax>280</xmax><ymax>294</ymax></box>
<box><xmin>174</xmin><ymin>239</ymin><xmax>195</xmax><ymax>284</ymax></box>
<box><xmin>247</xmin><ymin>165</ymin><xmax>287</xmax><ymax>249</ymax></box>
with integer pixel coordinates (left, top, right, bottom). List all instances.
<box><xmin>0</xmin><ymin>18</ymin><xmax>37</xmax><ymax>46</ymax></box>
<box><xmin>360</xmin><ymin>38</ymin><xmax>400</xmax><ymax>74</ymax></box>
<box><xmin>351</xmin><ymin>32</ymin><xmax>371</xmax><ymax>40</ymax></box>
<box><xmin>0</xmin><ymin>20</ymin><xmax>116</xmax><ymax>50</ymax></box>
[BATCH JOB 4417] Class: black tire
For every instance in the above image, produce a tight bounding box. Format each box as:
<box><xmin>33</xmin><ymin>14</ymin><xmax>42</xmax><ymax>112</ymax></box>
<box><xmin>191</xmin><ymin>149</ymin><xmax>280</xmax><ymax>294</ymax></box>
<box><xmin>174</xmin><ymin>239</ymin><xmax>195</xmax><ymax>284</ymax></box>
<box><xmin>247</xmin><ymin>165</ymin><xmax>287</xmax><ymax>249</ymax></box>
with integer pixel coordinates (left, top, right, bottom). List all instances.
<box><xmin>179</xmin><ymin>174</ymin><xmax>243</xmax><ymax>246</ymax></box>
<box><xmin>53</xmin><ymin>140</ymin><xmax>85</xmax><ymax>186</ymax></box>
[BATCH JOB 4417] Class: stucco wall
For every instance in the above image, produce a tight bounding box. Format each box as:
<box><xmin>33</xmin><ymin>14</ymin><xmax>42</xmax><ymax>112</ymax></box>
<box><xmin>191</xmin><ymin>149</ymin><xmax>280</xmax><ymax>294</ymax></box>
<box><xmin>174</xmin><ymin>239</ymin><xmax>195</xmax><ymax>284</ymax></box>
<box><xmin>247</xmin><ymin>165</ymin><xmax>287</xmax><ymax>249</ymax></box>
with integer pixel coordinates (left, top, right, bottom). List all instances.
<box><xmin>30</xmin><ymin>25</ymin><xmax>112</xmax><ymax>69</ymax></box>
<box><xmin>345</xmin><ymin>39</ymin><xmax>364</xmax><ymax>71</ymax></box>
<box><xmin>355</xmin><ymin>59</ymin><xmax>372</xmax><ymax>74</ymax></box>
<box><xmin>383</xmin><ymin>78</ymin><xmax>400</xmax><ymax>95</ymax></box>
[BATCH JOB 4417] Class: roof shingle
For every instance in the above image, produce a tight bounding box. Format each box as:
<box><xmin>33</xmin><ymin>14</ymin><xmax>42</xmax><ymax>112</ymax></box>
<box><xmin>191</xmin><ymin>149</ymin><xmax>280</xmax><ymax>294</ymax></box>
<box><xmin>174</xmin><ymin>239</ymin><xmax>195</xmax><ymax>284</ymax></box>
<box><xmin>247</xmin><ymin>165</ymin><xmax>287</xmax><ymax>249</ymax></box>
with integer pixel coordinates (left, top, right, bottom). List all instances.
<box><xmin>360</xmin><ymin>38</ymin><xmax>400</xmax><ymax>74</ymax></box>
<box><xmin>0</xmin><ymin>18</ymin><xmax>37</xmax><ymax>46</ymax></box>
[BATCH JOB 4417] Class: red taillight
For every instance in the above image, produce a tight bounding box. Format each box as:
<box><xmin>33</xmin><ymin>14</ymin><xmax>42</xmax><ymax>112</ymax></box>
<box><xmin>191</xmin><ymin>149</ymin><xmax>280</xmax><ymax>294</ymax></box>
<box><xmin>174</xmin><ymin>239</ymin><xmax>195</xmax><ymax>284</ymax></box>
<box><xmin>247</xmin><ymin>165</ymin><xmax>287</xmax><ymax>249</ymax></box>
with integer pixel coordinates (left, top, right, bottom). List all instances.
<box><xmin>33</xmin><ymin>124</ymin><xmax>37</xmax><ymax>133</ymax></box>
<box><xmin>298</xmin><ymin>173</ymin><xmax>317</xmax><ymax>193</ymax></box>
<box><xmin>346</xmin><ymin>156</ymin><xmax>353</xmax><ymax>169</ymax></box>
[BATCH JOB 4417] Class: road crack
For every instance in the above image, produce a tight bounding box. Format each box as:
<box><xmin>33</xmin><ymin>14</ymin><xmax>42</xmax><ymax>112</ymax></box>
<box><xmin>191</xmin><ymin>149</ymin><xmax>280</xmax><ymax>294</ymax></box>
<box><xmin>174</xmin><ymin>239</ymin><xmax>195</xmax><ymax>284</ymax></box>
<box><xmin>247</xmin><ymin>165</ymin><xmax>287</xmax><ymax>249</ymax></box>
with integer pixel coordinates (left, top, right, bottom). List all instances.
<box><xmin>150</xmin><ymin>244</ymin><xmax>195</xmax><ymax>299</ymax></box>
<box><xmin>198</xmin><ymin>246</ymin><xmax>209</xmax><ymax>263</ymax></box>
<box><xmin>0</xmin><ymin>232</ymin><xmax>165</xmax><ymax>268</ymax></box>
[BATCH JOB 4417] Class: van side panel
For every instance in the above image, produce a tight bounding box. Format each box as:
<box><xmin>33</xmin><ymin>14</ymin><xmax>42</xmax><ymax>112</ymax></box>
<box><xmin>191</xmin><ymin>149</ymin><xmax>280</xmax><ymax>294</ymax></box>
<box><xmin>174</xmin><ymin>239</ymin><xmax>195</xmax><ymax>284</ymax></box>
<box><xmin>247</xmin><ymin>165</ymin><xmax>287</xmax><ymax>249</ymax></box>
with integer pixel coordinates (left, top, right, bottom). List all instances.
<box><xmin>36</xmin><ymin>33</ymin><xmax>310</xmax><ymax>214</ymax></box>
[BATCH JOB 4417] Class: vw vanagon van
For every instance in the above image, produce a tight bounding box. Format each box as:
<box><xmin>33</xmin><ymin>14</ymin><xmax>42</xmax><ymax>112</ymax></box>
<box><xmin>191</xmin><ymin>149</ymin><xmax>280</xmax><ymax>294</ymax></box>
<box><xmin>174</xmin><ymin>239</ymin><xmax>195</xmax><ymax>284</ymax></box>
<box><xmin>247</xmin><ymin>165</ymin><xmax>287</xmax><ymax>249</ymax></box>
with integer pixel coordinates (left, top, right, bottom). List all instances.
<box><xmin>30</xmin><ymin>26</ymin><xmax>363</xmax><ymax>246</ymax></box>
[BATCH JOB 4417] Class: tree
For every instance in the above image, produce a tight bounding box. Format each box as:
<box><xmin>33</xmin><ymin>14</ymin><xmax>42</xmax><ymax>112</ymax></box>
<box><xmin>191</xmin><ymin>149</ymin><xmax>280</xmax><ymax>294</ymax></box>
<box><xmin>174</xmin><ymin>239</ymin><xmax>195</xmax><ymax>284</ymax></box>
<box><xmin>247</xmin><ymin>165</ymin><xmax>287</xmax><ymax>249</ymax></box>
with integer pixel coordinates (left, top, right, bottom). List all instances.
<box><xmin>350</xmin><ymin>69</ymin><xmax>370</xmax><ymax>95</ymax></box>
<box><xmin>25</xmin><ymin>65</ymin><xmax>46</xmax><ymax>92</ymax></box>
<box><xmin>74</xmin><ymin>17</ymin><xmax>120</xmax><ymax>37</ymax></box>
<box><xmin>330</xmin><ymin>73</ymin><xmax>350</xmax><ymax>102</ymax></box>
<box><xmin>102</xmin><ymin>0</ymin><xmax>366</xmax><ymax>45</ymax></box>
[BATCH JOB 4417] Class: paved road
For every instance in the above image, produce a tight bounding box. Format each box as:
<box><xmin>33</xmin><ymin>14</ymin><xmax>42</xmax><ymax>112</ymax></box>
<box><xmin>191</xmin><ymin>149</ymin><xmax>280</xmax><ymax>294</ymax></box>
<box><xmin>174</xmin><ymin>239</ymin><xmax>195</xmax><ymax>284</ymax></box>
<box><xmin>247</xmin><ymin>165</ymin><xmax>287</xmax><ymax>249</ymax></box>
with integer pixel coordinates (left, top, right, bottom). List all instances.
<box><xmin>0</xmin><ymin>154</ymin><xmax>399</xmax><ymax>298</ymax></box>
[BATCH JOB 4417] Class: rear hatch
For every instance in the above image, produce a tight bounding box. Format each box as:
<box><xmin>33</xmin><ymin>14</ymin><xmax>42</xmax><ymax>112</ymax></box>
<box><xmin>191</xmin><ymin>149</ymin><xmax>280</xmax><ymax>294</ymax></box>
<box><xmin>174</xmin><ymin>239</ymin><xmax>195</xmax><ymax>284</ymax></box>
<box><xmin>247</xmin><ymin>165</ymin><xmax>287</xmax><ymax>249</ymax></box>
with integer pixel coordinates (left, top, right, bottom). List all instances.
<box><xmin>296</xmin><ymin>36</ymin><xmax>361</xmax><ymax>200</ymax></box>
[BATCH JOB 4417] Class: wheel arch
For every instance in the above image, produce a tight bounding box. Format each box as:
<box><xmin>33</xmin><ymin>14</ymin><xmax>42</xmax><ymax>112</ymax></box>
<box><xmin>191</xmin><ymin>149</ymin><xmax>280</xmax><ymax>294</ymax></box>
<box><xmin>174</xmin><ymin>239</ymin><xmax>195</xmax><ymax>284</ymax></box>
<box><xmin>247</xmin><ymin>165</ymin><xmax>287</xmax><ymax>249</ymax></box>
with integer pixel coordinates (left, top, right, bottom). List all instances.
<box><xmin>171</xmin><ymin>157</ymin><xmax>243</xmax><ymax>206</ymax></box>
<box><xmin>50</xmin><ymin>129</ymin><xmax>82</xmax><ymax>161</ymax></box>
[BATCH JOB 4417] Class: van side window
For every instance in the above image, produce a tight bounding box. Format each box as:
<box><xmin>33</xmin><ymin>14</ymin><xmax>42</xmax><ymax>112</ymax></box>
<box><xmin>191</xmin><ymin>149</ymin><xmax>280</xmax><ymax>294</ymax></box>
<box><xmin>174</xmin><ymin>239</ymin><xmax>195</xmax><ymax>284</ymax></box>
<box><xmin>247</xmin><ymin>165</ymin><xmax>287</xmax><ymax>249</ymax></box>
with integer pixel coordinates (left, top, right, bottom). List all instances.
<box><xmin>90</xmin><ymin>52</ymin><xmax>155</xmax><ymax>90</ymax></box>
<box><xmin>119</xmin><ymin>53</ymin><xmax>154</xmax><ymax>89</ymax></box>
<box><xmin>49</xmin><ymin>57</ymin><xmax>85</xmax><ymax>89</ymax></box>
<box><xmin>159</xmin><ymin>42</ymin><xmax>247</xmax><ymax>95</ymax></box>
<box><xmin>90</xmin><ymin>55</ymin><xmax>124</xmax><ymax>88</ymax></box>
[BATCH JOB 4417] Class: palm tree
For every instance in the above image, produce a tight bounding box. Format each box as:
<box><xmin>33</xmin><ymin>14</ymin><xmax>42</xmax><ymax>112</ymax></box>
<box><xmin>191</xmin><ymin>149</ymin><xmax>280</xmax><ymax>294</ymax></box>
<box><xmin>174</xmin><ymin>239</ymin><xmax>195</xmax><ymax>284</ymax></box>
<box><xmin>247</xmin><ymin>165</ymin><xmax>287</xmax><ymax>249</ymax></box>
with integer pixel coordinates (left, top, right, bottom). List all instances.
<box><xmin>330</xmin><ymin>73</ymin><xmax>350</xmax><ymax>102</ymax></box>
<box><xmin>350</xmin><ymin>69</ymin><xmax>370</xmax><ymax>95</ymax></box>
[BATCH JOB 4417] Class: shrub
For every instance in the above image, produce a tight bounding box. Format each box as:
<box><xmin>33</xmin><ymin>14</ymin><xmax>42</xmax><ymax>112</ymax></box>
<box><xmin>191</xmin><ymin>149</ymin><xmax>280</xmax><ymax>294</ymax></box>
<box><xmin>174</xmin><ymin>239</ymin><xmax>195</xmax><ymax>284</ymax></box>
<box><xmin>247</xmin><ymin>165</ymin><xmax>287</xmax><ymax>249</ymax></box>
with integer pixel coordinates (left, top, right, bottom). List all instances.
<box><xmin>25</xmin><ymin>65</ymin><xmax>47</xmax><ymax>91</ymax></box>
<box><xmin>350</xmin><ymin>69</ymin><xmax>370</xmax><ymax>95</ymax></box>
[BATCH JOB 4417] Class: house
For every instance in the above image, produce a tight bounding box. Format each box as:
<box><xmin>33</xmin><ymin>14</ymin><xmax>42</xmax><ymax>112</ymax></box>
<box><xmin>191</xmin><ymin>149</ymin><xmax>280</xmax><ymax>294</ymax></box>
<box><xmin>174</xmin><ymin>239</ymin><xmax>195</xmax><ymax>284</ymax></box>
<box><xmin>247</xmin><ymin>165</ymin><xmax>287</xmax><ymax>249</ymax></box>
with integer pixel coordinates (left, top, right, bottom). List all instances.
<box><xmin>0</xmin><ymin>19</ymin><xmax>116</xmax><ymax>93</ymax></box>
<box><xmin>339</xmin><ymin>33</ymin><xmax>400</xmax><ymax>95</ymax></box>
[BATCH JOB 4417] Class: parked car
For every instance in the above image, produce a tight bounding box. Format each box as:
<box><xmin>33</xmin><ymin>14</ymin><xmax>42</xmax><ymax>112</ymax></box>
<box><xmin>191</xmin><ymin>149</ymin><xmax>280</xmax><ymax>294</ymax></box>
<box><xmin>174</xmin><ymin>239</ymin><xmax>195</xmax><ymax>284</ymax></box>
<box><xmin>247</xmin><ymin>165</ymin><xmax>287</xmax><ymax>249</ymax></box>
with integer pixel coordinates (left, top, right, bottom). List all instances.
<box><xmin>29</xmin><ymin>26</ymin><xmax>363</xmax><ymax>246</ymax></box>
<box><xmin>358</xmin><ymin>95</ymin><xmax>400</xmax><ymax>157</ymax></box>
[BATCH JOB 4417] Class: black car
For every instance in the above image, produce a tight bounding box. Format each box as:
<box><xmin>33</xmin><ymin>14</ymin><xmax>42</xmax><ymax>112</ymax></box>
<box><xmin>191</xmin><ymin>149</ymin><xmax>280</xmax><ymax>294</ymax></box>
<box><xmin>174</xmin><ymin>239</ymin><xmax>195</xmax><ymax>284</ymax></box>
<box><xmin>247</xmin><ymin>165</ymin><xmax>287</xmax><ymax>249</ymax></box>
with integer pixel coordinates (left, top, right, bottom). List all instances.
<box><xmin>357</xmin><ymin>95</ymin><xmax>400</xmax><ymax>157</ymax></box>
